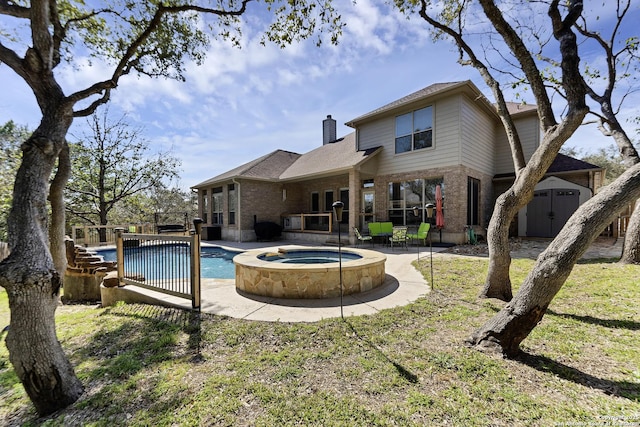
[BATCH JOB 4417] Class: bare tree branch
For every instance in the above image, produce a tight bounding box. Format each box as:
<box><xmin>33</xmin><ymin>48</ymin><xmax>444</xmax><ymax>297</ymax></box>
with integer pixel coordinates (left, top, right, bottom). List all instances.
<box><xmin>418</xmin><ymin>1</ymin><xmax>527</xmax><ymax>172</ymax></box>
<box><xmin>0</xmin><ymin>0</ymin><xmax>29</xmax><ymax>18</ymax></box>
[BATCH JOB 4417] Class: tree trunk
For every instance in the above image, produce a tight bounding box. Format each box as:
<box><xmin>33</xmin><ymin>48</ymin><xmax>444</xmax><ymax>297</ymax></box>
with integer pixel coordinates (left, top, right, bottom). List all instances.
<box><xmin>1</xmin><ymin>121</ymin><xmax>84</xmax><ymax>415</ymax></box>
<box><xmin>467</xmin><ymin>162</ymin><xmax>640</xmax><ymax>357</ymax></box>
<box><xmin>476</xmin><ymin>0</ymin><xmax>587</xmax><ymax>301</ymax></box>
<box><xmin>481</xmin><ymin>110</ymin><xmax>587</xmax><ymax>300</ymax></box>
<box><xmin>49</xmin><ymin>143</ymin><xmax>71</xmax><ymax>276</ymax></box>
<box><xmin>482</xmin><ymin>192</ymin><xmax>514</xmax><ymax>301</ymax></box>
<box><xmin>620</xmin><ymin>199</ymin><xmax>640</xmax><ymax>264</ymax></box>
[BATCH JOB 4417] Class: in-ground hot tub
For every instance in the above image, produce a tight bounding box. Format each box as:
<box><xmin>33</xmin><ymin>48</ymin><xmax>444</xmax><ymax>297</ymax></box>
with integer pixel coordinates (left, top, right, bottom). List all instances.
<box><xmin>234</xmin><ymin>247</ymin><xmax>386</xmax><ymax>299</ymax></box>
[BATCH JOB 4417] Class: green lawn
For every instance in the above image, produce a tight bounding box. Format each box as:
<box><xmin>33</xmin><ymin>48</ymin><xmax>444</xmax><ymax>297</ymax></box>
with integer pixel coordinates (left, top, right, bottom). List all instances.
<box><xmin>1</xmin><ymin>254</ymin><xmax>638</xmax><ymax>426</ymax></box>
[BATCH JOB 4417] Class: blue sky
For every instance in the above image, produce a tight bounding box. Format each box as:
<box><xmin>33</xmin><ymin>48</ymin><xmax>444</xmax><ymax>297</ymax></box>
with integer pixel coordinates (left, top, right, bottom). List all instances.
<box><xmin>1</xmin><ymin>0</ymin><xmax>638</xmax><ymax>191</ymax></box>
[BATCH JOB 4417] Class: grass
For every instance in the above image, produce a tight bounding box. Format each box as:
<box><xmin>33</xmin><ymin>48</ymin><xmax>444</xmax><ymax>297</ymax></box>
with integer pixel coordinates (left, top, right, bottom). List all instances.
<box><xmin>0</xmin><ymin>253</ymin><xmax>638</xmax><ymax>426</ymax></box>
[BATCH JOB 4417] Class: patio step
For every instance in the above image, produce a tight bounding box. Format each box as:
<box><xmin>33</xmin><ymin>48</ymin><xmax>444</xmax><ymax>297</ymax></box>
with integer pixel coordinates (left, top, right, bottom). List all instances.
<box><xmin>324</xmin><ymin>238</ymin><xmax>347</xmax><ymax>246</ymax></box>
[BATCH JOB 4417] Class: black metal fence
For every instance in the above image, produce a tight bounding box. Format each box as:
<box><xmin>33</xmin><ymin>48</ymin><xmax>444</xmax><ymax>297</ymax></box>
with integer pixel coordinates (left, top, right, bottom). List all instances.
<box><xmin>115</xmin><ymin>222</ymin><xmax>202</xmax><ymax>309</ymax></box>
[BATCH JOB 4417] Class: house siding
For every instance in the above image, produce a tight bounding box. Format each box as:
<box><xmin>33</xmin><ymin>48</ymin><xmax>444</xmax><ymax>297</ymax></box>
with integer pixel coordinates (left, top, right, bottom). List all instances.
<box><xmin>352</xmin><ymin>92</ymin><xmax>500</xmax><ymax>243</ymax></box>
<box><xmin>494</xmin><ymin>114</ymin><xmax>540</xmax><ymax>174</ymax></box>
<box><xmin>284</xmin><ymin>175</ymin><xmax>350</xmax><ymax>215</ymax></box>
<box><xmin>459</xmin><ymin>95</ymin><xmax>496</xmax><ymax>176</ymax></box>
<box><xmin>358</xmin><ymin>96</ymin><xmax>463</xmax><ymax>176</ymax></box>
<box><xmin>222</xmin><ymin>180</ymin><xmax>283</xmax><ymax>241</ymax></box>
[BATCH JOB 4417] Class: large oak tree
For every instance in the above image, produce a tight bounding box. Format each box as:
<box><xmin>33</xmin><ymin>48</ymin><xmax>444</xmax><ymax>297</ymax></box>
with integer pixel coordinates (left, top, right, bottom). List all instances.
<box><xmin>0</xmin><ymin>0</ymin><xmax>342</xmax><ymax>415</ymax></box>
<box><xmin>405</xmin><ymin>0</ymin><xmax>640</xmax><ymax>354</ymax></box>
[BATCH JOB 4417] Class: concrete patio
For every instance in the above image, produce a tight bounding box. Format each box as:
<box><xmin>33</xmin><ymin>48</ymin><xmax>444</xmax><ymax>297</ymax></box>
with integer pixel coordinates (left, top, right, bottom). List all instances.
<box><xmin>103</xmin><ymin>239</ymin><xmax>447</xmax><ymax>322</ymax></box>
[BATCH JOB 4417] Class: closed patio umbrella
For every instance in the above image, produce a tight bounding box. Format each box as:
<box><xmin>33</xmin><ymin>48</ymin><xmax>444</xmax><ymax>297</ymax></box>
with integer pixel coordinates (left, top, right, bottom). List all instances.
<box><xmin>435</xmin><ymin>185</ymin><xmax>444</xmax><ymax>229</ymax></box>
<box><xmin>435</xmin><ymin>185</ymin><xmax>444</xmax><ymax>242</ymax></box>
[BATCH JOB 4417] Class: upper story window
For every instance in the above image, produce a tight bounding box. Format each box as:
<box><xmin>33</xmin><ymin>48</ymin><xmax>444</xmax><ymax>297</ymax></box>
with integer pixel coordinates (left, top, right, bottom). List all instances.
<box><xmin>395</xmin><ymin>106</ymin><xmax>433</xmax><ymax>154</ymax></box>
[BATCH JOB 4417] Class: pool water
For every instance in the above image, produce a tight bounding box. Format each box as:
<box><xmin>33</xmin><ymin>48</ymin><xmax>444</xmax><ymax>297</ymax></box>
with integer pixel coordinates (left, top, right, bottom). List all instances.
<box><xmin>258</xmin><ymin>250</ymin><xmax>362</xmax><ymax>264</ymax></box>
<box><xmin>98</xmin><ymin>245</ymin><xmax>238</xmax><ymax>279</ymax></box>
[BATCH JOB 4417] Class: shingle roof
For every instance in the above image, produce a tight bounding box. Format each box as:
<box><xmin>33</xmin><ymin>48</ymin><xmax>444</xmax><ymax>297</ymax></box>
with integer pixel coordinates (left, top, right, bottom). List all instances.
<box><xmin>346</xmin><ymin>81</ymin><xmax>476</xmax><ymax>126</ymax></box>
<box><xmin>505</xmin><ymin>102</ymin><xmax>538</xmax><ymax>116</ymax></box>
<box><xmin>279</xmin><ymin>132</ymin><xmax>381</xmax><ymax>180</ymax></box>
<box><xmin>192</xmin><ymin>149</ymin><xmax>301</xmax><ymax>188</ymax></box>
<box><xmin>192</xmin><ymin>133</ymin><xmax>381</xmax><ymax>188</ymax></box>
<box><xmin>493</xmin><ymin>153</ymin><xmax>603</xmax><ymax>180</ymax></box>
<box><xmin>546</xmin><ymin>153</ymin><xmax>602</xmax><ymax>173</ymax></box>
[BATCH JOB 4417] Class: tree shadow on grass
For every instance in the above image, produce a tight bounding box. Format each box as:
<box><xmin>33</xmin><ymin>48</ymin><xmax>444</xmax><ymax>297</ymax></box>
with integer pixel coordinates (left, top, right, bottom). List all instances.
<box><xmin>96</xmin><ymin>303</ymin><xmax>206</xmax><ymax>365</ymax></box>
<box><xmin>575</xmin><ymin>257</ymin><xmax>621</xmax><ymax>265</ymax></box>
<box><xmin>546</xmin><ymin>309</ymin><xmax>640</xmax><ymax>331</ymax></box>
<box><xmin>516</xmin><ymin>352</ymin><xmax>640</xmax><ymax>401</ymax></box>
<box><xmin>344</xmin><ymin>319</ymin><xmax>419</xmax><ymax>384</ymax></box>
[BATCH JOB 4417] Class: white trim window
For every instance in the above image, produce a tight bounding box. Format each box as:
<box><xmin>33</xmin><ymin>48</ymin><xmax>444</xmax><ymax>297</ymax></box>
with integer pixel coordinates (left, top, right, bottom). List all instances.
<box><xmin>388</xmin><ymin>178</ymin><xmax>443</xmax><ymax>225</ymax></box>
<box><xmin>201</xmin><ymin>189</ymin><xmax>208</xmax><ymax>224</ymax></box>
<box><xmin>211</xmin><ymin>187</ymin><xmax>223</xmax><ymax>225</ymax></box>
<box><xmin>395</xmin><ymin>106</ymin><xmax>433</xmax><ymax>154</ymax></box>
<box><xmin>228</xmin><ymin>184</ymin><xmax>237</xmax><ymax>225</ymax></box>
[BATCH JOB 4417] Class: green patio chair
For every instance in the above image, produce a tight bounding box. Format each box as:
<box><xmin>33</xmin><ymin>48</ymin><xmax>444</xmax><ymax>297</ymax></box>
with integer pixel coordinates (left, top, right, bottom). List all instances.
<box><xmin>368</xmin><ymin>222</ymin><xmax>381</xmax><ymax>236</ymax></box>
<box><xmin>407</xmin><ymin>222</ymin><xmax>430</xmax><ymax>246</ymax></box>
<box><xmin>380</xmin><ymin>222</ymin><xmax>394</xmax><ymax>235</ymax></box>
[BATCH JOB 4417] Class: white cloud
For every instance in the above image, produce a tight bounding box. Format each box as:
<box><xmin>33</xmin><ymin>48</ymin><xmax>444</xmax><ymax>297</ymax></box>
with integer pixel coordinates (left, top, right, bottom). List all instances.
<box><xmin>3</xmin><ymin>0</ymin><xmax>637</xmax><ymax>193</ymax></box>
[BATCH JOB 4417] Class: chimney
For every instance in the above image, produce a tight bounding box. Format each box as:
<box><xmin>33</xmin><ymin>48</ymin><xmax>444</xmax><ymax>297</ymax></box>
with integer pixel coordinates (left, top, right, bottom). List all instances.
<box><xmin>322</xmin><ymin>115</ymin><xmax>337</xmax><ymax>145</ymax></box>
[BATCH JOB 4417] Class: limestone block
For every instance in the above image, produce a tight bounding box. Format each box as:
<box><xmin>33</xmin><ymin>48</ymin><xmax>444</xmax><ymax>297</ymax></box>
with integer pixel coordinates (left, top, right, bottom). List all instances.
<box><xmin>102</xmin><ymin>271</ymin><xmax>120</xmax><ymax>288</ymax></box>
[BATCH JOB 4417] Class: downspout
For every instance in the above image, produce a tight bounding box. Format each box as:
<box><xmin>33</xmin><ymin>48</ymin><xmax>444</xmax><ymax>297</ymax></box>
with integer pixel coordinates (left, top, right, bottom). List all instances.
<box><xmin>233</xmin><ymin>178</ymin><xmax>242</xmax><ymax>242</ymax></box>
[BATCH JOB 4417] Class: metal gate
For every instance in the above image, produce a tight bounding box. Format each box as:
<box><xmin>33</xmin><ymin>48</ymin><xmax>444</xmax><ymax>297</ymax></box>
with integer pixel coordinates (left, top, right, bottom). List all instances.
<box><xmin>527</xmin><ymin>188</ymin><xmax>580</xmax><ymax>238</ymax></box>
<box><xmin>115</xmin><ymin>221</ymin><xmax>202</xmax><ymax>310</ymax></box>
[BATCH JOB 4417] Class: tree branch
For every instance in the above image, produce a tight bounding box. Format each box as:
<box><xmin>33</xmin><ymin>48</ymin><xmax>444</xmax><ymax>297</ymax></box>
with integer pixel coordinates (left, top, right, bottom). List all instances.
<box><xmin>418</xmin><ymin>1</ymin><xmax>526</xmax><ymax>171</ymax></box>
<box><xmin>0</xmin><ymin>0</ymin><xmax>30</xmax><ymax>18</ymax></box>
<box><xmin>0</xmin><ymin>42</ymin><xmax>27</xmax><ymax>79</ymax></box>
<box><xmin>478</xmin><ymin>0</ymin><xmax>556</xmax><ymax>130</ymax></box>
<box><xmin>29</xmin><ymin>0</ymin><xmax>54</xmax><ymax>73</ymax></box>
<box><xmin>68</xmin><ymin>0</ymin><xmax>253</xmax><ymax>116</ymax></box>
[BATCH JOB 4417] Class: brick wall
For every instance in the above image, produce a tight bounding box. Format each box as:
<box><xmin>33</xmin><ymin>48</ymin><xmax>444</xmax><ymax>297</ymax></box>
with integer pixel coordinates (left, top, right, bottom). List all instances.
<box><xmin>374</xmin><ymin>165</ymin><xmax>493</xmax><ymax>243</ymax></box>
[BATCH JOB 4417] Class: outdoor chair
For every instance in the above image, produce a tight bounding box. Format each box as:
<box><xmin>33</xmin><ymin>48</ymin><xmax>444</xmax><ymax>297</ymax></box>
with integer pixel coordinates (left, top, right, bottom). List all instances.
<box><xmin>368</xmin><ymin>222</ymin><xmax>381</xmax><ymax>237</ymax></box>
<box><xmin>407</xmin><ymin>222</ymin><xmax>430</xmax><ymax>246</ymax></box>
<box><xmin>389</xmin><ymin>226</ymin><xmax>409</xmax><ymax>250</ymax></box>
<box><xmin>353</xmin><ymin>227</ymin><xmax>374</xmax><ymax>247</ymax></box>
<box><xmin>380</xmin><ymin>222</ymin><xmax>394</xmax><ymax>235</ymax></box>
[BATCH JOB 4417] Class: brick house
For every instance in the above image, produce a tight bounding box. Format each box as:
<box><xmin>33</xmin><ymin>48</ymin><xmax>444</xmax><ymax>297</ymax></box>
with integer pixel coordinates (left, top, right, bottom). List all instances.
<box><xmin>192</xmin><ymin>80</ymin><xmax>604</xmax><ymax>244</ymax></box>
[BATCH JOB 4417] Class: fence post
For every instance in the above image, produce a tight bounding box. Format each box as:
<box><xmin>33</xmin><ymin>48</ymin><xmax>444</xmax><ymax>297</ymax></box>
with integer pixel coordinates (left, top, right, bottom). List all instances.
<box><xmin>191</xmin><ymin>218</ymin><xmax>203</xmax><ymax>310</ymax></box>
<box><xmin>115</xmin><ymin>228</ymin><xmax>125</xmax><ymax>285</ymax></box>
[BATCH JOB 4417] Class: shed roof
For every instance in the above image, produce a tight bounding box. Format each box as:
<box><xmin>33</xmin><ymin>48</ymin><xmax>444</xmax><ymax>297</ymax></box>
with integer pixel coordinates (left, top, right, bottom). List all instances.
<box><xmin>493</xmin><ymin>153</ymin><xmax>603</xmax><ymax>180</ymax></box>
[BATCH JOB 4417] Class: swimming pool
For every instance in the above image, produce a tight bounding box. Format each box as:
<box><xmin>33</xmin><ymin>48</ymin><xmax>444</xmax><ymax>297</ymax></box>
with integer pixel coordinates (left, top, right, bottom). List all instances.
<box><xmin>98</xmin><ymin>245</ymin><xmax>239</xmax><ymax>279</ymax></box>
